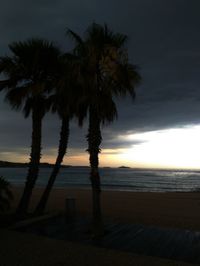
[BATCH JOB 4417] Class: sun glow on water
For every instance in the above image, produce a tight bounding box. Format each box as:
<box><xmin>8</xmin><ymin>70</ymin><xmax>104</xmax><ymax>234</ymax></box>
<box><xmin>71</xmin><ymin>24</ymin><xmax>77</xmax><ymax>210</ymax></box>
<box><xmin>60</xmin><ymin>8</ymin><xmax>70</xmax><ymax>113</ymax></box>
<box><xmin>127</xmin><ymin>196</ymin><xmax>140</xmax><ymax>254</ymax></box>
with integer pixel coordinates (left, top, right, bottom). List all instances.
<box><xmin>119</xmin><ymin>125</ymin><xmax>200</xmax><ymax>169</ymax></box>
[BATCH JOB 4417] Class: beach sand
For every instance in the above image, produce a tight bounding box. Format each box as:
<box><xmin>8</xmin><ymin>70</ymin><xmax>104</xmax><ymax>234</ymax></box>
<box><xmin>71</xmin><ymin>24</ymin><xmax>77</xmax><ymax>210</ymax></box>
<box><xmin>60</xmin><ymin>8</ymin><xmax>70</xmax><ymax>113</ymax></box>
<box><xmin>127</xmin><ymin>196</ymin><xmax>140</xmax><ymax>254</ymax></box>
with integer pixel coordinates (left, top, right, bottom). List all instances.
<box><xmin>12</xmin><ymin>186</ymin><xmax>200</xmax><ymax>231</ymax></box>
<box><xmin>0</xmin><ymin>228</ymin><xmax>195</xmax><ymax>266</ymax></box>
<box><xmin>1</xmin><ymin>187</ymin><xmax>200</xmax><ymax>265</ymax></box>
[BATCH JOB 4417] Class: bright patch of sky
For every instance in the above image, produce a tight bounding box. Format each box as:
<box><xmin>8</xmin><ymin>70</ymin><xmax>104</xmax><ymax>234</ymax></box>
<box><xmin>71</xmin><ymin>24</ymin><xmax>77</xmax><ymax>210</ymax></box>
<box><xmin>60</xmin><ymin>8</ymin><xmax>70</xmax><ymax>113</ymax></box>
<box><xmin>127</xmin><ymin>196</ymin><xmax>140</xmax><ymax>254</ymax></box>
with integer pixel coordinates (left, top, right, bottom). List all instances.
<box><xmin>118</xmin><ymin>125</ymin><xmax>200</xmax><ymax>169</ymax></box>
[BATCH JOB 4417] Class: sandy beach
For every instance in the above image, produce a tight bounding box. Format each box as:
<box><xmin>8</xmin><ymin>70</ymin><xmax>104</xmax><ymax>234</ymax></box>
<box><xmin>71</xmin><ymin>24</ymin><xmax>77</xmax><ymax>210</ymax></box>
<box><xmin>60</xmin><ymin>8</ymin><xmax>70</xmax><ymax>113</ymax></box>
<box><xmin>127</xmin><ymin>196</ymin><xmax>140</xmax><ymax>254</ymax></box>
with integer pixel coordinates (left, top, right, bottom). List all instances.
<box><xmin>3</xmin><ymin>171</ymin><xmax>200</xmax><ymax>266</ymax></box>
<box><xmin>11</xmin><ymin>186</ymin><xmax>200</xmax><ymax>231</ymax></box>
<box><xmin>1</xmin><ymin>186</ymin><xmax>199</xmax><ymax>265</ymax></box>
<box><xmin>1</xmin><ymin>228</ymin><xmax>195</xmax><ymax>266</ymax></box>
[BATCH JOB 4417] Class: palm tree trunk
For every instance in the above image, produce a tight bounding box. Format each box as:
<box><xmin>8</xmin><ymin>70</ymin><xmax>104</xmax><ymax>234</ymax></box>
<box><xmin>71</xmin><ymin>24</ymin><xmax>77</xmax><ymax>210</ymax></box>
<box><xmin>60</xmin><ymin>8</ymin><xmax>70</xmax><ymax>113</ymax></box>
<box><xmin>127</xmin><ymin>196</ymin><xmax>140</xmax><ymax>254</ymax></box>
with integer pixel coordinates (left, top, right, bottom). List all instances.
<box><xmin>35</xmin><ymin>117</ymin><xmax>69</xmax><ymax>215</ymax></box>
<box><xmin>16</xmin><ymin>107</ymin><xmax>43</xmax><ymax>218</ymax></box>
<box><xmin>87</xmin><ymin>106</ymin><xmax>104</xmax><ymax>237</ymax></box>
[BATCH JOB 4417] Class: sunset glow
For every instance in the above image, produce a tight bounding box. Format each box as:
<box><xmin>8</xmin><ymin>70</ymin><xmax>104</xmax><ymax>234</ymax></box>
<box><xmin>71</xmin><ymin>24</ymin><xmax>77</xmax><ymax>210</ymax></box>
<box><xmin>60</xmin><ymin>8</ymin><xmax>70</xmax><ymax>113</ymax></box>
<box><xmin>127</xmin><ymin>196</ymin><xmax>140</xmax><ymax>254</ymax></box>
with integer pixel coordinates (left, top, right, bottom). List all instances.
<box><xmin>53</xmin><ymin>125</ymin><xmax>200</xmax><ymax>169</ymax></box>
<box><xmin>118</xmin><ymin>125</ymin><xmax>200</xmax><ymax>169</ymax></box>
<box><xmin>2</xmin><ymin>125</ymin><xmax>200</xmax><ymax>170</ymax></box>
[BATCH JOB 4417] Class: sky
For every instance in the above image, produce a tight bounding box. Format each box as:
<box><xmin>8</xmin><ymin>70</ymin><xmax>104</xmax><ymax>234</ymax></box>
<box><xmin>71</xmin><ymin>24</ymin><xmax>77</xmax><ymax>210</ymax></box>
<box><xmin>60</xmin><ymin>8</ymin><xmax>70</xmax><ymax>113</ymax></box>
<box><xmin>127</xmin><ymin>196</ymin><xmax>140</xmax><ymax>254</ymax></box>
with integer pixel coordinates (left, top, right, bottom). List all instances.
<box><xmin>1</xmin><ymin>0</ymin><xmax>200</xmax><ymax>169</ymax></box>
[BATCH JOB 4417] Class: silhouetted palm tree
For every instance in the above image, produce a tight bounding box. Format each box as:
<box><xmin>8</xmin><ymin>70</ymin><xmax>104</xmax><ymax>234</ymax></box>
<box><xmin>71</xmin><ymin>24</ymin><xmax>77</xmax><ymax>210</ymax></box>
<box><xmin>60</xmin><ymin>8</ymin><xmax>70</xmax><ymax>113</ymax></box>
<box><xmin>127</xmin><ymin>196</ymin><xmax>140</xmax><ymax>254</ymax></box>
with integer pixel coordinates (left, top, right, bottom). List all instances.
<box><xmin>67</xmin><ymin>23</ymin><xmax>141</xmax><ymax>236</ymax></box>
<box><xmin>35</xmin><ymin>54</ymin><xmax>82</xmax><ymax>215</ymax></box>
<box><xmin>0</xmin><ymin>176</ymin><xmax>13</xmax><ymax>212</ymax></box>
<box><xmin>0</xmin><ymin>39</ymin><xmax>61</xmax><ymax>218</ymax></box>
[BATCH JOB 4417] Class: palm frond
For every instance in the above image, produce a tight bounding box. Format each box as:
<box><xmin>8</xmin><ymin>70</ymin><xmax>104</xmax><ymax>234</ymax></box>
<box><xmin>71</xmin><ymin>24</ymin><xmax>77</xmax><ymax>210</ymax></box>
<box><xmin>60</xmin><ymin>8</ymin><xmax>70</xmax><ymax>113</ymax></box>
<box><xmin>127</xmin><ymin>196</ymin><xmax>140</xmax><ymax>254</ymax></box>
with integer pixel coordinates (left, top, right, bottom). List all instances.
<box><xmin>0</xmin><ymin>56</ymin><xmax>16</xmax><ymax>74</ymax></box>
<box><xmin>0</xmin><ymin>79</ymin><xmax>16</xmax><ymax>91</ymax></box>
<box><xmin>100</xmin><ymin>97</ymin><xmax>118</xmax><ymax>125</ymax></box>
<box><xmin>66</xmin><ymin>29</ymin><xmax>84</xmax><ymax>45</ymax></box>
<box><xmin>0</xmin><ymin>38</ymin><xmax>62</xmax><ymax>117</ymax></box>
<box><xmin>5</xmin><ymin>85</ymin><xmax>30</xmax><ymax>110</ymax></box>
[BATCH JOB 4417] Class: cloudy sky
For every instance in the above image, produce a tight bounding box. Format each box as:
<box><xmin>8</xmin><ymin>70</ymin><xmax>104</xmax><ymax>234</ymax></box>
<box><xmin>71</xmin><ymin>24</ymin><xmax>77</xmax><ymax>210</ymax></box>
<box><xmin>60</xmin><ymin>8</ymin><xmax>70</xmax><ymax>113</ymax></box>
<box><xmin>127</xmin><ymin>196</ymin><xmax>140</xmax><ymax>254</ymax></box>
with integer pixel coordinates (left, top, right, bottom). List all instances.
<box><xmin>1</xmin><ymin>0</ymin><xmax>200</xmax><ymax>168</ymax></box>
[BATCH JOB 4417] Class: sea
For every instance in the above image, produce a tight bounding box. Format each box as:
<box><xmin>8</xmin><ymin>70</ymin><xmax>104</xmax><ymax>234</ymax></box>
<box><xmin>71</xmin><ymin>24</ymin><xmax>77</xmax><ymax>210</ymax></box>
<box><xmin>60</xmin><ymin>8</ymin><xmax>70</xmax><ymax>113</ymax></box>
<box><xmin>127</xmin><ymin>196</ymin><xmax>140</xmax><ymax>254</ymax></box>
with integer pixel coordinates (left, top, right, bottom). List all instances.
<box><xmin>1</xmin><ymin>167</ymin><xmax>200</xmax><ymax>192</ymax></box>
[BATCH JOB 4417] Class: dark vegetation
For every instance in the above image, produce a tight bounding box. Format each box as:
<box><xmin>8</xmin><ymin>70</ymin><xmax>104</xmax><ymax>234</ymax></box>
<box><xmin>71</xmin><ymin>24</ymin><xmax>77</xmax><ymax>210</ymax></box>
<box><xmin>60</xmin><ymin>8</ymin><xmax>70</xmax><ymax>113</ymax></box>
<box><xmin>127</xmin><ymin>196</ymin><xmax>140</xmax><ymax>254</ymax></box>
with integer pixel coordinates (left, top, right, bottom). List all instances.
<box><xmin>0</xmin><ymin>176</ymin><xmax>13</xmax><ymax>212</ymax></box>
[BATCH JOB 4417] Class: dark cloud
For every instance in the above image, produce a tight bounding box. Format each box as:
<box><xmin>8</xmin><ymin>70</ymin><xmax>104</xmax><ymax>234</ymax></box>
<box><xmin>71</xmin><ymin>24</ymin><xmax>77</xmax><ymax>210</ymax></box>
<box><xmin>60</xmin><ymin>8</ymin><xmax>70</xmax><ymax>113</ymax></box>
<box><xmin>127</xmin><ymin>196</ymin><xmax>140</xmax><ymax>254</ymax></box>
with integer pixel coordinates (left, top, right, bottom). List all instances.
<box><xmin>1</xmin><ymin>0</ymin><xmax>200</xmax><ymax>161</ymax></box>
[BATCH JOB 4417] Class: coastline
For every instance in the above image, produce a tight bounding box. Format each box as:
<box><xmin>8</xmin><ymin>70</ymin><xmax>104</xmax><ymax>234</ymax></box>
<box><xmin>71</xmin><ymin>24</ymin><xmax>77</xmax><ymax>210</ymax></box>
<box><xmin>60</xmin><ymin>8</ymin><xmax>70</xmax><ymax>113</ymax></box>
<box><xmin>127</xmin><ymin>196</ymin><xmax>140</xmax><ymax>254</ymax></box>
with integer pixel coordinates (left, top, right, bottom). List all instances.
<box><xmin>11</xmin><ymin>186</ymin><xmax>200</xmax><ymax>231</ymax></box>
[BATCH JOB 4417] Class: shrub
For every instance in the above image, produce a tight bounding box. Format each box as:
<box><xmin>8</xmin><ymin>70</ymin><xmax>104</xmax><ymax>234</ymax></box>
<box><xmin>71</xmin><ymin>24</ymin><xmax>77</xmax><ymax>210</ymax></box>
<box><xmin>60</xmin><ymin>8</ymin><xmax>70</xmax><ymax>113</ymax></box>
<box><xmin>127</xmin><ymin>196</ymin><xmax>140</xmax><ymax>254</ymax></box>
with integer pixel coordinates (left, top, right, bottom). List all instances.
<box><xmin>0</xmin><ymin>176</ymin><xmax>13</xmax><ymax>212</ymax></box>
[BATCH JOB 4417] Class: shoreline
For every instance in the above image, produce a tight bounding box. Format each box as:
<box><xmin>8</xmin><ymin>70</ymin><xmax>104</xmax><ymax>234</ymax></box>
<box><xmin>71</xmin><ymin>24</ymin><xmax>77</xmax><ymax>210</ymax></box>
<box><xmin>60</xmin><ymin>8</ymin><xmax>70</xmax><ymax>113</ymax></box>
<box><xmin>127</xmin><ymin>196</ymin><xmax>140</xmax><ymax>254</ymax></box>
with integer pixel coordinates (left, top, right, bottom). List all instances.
<box><xmin>11</xmin><ymin>186</ymin><xmax>200</xmax><ymax>231</ymax></box>
<box><xmin>12</xmin><ymin>183</ymin><xmax>200</xmax><ymax>193</ymax></box>
<box><xmin>11</xmin><ymin>184</ymin><xmax>200</xmax><ymax>193</ymax></box>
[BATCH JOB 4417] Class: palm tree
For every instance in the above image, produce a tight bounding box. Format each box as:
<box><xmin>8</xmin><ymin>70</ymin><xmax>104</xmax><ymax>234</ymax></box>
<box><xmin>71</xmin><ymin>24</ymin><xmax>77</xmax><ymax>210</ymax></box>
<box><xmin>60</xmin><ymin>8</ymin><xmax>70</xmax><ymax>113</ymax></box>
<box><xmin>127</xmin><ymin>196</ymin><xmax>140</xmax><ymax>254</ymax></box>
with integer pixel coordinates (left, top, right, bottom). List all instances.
<box><xmin>35</xmin><ymin>54</ymin><xmax>82</xmax><ymax>215</ymax></box>
<box><xmin>0</xmin><ymin>39</ymin><xmax>61</xmax><ymax>218</ymax></box>
<box><xmin>0</xmin><ymin>176</ymin><xmax>13</xmax><ymax>212</ymax></box>
<box><xmin>67</xmin><ymin>23</ymin><xmax>141</xmax><ymax>237</ymax></box>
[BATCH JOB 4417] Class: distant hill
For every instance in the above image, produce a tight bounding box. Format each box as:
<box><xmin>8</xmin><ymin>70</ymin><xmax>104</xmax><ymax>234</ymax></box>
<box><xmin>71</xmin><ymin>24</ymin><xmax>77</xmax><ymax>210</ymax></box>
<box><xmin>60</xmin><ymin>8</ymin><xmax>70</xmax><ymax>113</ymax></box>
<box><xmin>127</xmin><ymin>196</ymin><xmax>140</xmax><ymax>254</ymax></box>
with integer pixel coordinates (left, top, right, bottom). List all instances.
<box><xmin>0</xmin><ymin>161</ymin><xmax>133</xmax><ymax>169</ymax></box>
<box><xmin>0</xmin><ymin>160</ymin><xmax>72</xmax><ymax>168</ymax></box>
